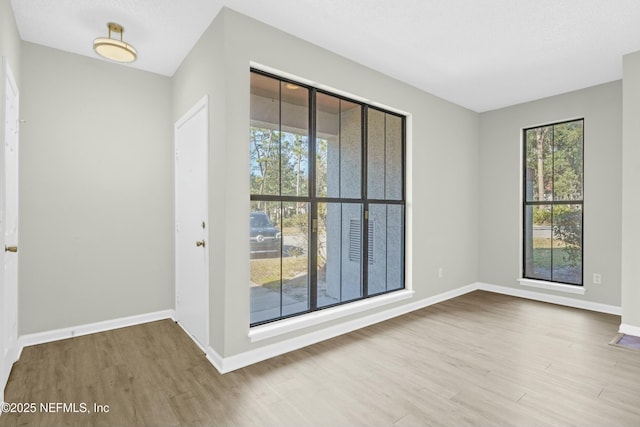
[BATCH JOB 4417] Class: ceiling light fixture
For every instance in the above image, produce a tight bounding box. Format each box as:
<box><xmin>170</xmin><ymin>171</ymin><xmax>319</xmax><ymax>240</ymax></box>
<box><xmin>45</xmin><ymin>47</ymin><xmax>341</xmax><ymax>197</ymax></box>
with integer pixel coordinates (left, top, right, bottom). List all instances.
<box><xmin>93</xmin><ymin>22</ymin><xmax>137</xmax><ymax>63</ymax></box>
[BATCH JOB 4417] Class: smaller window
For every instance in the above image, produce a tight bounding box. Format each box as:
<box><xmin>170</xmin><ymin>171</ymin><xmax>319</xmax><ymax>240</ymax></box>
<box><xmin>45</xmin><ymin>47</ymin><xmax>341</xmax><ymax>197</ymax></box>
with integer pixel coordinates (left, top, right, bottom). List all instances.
<box><xmin>523</xmin><ymin>119</ymin><xmax>584</xmax><ymax>285</ymax></box>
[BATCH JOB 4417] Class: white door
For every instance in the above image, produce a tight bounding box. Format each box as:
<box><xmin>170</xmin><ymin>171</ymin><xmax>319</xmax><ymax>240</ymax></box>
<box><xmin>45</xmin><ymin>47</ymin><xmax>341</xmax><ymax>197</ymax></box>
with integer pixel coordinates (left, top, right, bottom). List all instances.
<box><xmin>1</xmin><ymin>58</ymin><xmax>19</xmax><ymax>398</ymax></box>
<box><xmin>175</xmin><ymin>96</ymin><xmax>209</xmax><ymax>350</ymax></box>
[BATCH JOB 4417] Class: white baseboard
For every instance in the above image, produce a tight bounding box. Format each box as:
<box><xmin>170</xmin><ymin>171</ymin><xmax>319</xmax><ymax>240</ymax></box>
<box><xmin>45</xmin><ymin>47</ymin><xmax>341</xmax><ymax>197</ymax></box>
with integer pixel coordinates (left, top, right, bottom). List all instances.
<box><xmin>208</xmin><ymin>283</ymin><xmax>478</xmax><ymax>374</ymax></box>
<box><xmin>206</xmin><ymin>282</ymin><xmax>624</xmax><ymax>374</ymax></box>
<box><xmin>477</xmin><ymin>282</ymin><xmax>622</xmax><ymax>315</ymax></box>
<box><xmin>206</xmin><ymin>346</ymin><xmax>225</xmax><ymax>373</ymax></box>
<box><xmin>619</xmin><ymin>323</ymin><xmax>640</xmax><ymax>337</ymax></box>
<box><xmin>8</xmin><ymin>282</ymin><xmax>628</xmax><ymax>379</ymax></box>
<box><xmin>18</xmin><ymin>309</ymin><xmax>176</xmax><ymax>355</ymax></box>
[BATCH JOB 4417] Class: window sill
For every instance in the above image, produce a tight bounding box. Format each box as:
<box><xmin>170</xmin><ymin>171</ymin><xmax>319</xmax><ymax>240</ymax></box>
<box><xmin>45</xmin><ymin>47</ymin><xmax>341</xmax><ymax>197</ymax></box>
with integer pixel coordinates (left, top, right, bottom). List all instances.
<box><xmin>249</xmin><ymin>289</ymin><xmax>415</xmax><ymax>342</ymax></box>
<box><xmin>517</xmin><ymin>278</ymin><xmax>585</xmax><ymax>295</ymax></box>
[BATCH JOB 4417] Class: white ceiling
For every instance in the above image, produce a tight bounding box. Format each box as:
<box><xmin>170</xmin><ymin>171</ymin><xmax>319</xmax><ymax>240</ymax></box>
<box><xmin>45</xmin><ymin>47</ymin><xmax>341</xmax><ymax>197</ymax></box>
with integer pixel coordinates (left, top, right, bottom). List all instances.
<box><xmin>10</xmin><ymin>0</ymin><xmax>640</xmax><ymax>112</ymax></box>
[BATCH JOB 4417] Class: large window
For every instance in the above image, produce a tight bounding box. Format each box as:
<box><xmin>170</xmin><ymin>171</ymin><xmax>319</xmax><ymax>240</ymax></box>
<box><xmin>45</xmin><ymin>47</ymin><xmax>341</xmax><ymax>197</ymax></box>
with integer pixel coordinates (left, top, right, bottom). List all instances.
<box><xmin>523</xmin><ymin>119</ymin><xmax>583</xmax><ymax>285</ymax></box>
<box><xmin>250</xmin><ymin>69</ymin><xmax>405</xmax><ymax>325</ymax></box>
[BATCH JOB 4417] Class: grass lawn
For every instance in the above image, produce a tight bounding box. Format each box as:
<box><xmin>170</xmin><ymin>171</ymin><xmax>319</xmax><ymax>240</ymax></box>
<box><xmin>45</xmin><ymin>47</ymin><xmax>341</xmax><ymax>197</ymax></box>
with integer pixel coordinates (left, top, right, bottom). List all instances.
<box><xmin>533</xmin><ymin>248</ymin><xmax>579</xmax><ymax>268</ymax></box>
<box><xmin>250</xmin><ymin>256</ymin><xmax>308</xmax><ymax>289</ymax></box>
<box><xmin>533</xmin><ymin>237</ymin><xmax>569</xmax><ymax>248</ymax></box>
<box><xmin>282</xmin><ymin>226</ymin><xmax>305</xmax><ymax>235</ymax></box>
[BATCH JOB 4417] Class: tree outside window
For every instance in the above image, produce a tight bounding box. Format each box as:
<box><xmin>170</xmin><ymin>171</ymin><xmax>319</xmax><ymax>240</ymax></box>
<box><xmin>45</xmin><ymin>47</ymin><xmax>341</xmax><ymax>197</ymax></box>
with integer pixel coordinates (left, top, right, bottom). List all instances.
<box><xmin>523</xmin><ymin>119</ymin><xmax>583</xmax><ymax>285</ymax></box>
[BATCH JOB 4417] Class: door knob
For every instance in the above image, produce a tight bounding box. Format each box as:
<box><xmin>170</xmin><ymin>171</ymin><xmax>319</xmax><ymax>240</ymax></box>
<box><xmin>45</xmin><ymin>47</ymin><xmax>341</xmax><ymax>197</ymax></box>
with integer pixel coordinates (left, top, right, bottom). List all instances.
<box><xmin>5</xmin><ymin>245</ymin><xmax>17</xmax><ymax>253</ymax></box>
<box><xmin>196</xmin><ymin>240</ymin><xmax>206</xmax><ymax>248</ymax></box>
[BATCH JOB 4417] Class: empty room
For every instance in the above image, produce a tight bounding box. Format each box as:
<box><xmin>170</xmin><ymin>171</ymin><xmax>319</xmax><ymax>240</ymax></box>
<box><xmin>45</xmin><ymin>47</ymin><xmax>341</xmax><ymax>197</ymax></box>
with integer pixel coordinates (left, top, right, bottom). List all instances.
<box><xmin>1</xmin><ymin>0</ymin><xmax>640</xmax><ymax>426</ymax></box>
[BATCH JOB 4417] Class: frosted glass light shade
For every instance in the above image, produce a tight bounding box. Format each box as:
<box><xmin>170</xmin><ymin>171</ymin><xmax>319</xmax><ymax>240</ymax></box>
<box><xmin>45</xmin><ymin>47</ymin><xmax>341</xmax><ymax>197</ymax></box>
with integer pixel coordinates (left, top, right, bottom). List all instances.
<box><xmin>93</xmin><ymin>38</ymin><xmax>137</xmax><ymax>63</ymax></box>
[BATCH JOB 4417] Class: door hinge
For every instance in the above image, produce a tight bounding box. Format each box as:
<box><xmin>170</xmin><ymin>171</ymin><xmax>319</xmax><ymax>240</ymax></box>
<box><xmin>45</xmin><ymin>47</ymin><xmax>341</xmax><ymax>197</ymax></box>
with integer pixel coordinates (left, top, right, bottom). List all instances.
<box><xmin>312</xmin><ymin>218</ymin><xmax>318</xmax><ymax>233</ymax></box>
<box><xmin>364</xmin><ymin>210</ymin><xmax>369</xmax><ymax>220</ymax></box>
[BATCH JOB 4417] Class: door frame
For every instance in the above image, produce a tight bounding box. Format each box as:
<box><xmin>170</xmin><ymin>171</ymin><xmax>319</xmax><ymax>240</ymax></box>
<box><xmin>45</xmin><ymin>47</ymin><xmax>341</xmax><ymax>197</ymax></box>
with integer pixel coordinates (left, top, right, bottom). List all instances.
<box><xmin>174</xmin><ymin>95</ymin><xmax>210</xmax><ymax>351</ymax></box>
<box><xmin>1</xmin><ymin>56</ymin><xmax>19</xmax><ymax>404</ymax></box>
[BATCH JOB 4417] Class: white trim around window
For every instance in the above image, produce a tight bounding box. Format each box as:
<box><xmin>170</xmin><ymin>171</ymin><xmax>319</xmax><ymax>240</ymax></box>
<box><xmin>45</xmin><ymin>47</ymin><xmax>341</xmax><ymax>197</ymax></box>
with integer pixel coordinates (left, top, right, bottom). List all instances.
<box><xmin>249</xmin><ymin>289</ymin><xmax>415</xmax><ymax>342</ymax></box>
<box><xmin>517</xmin><ymin>278</ymin><xmax>586</xmax><ymax>295</ymax></box>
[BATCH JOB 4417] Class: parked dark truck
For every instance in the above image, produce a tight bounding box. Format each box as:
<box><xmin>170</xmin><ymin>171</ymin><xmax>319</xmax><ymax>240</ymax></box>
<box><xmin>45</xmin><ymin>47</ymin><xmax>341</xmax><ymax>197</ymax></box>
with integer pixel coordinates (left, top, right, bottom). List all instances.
<box><xmin>250</xmin><ymin>211</ymin><xmax>281</xmax><ymax>256</ymax></box>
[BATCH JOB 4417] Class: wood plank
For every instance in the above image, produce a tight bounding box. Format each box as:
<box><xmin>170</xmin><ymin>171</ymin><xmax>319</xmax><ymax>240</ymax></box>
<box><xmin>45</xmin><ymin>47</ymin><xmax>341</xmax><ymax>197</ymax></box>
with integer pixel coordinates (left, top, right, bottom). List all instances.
<box><xmin>1</xmin><ymin>292</ymin><xmax>639</xmax><ymax>427</ymax></box>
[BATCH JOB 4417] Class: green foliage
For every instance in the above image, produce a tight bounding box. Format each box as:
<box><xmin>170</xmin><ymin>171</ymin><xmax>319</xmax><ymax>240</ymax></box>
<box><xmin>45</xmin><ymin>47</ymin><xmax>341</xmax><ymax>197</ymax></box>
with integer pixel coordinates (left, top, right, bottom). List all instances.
<box><xmin>533</xmin><ymin>206</ymin><xmax>551</xmax><ymax>225</ymax></box>
<box><xmin>282</xmin><ymin>213</ymin><xmax>307</xmax><ymax>229</ymax></box>
<box><xmin>551</xmin><ymin>122</ymin><xmax>583</xmax><ymax>200</ymax></box>
<box><xmin>552</xmin><ymin>206</ymin><xmax>582</xmax><ymax>266</ymax></box>
<box><xmin>250</xmin><ymin>126</ymin><xmax>310</xmax><ymax>197</ymax></box>
<box><xmin>250</xmin><ymin>127</ymin><xmax>280</xmax><ymax>196</ymax></box>
<box><xmin>525</xmin><ymin>121</ymin><xmax>583</xmax><ymax>202</ymax></box>
<box><xmin>316</xmin><ymin>138</ymin><xmax>328</xmax><ymax>197</ymax></box>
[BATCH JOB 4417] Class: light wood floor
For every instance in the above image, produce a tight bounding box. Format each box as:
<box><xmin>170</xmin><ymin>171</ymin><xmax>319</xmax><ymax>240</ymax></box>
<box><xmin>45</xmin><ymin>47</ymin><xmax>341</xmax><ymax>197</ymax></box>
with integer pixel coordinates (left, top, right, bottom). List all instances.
<box><xmin>1</xmin><ymin>291</ymin><xmax>640</xmax><ymax>427</ymax></box>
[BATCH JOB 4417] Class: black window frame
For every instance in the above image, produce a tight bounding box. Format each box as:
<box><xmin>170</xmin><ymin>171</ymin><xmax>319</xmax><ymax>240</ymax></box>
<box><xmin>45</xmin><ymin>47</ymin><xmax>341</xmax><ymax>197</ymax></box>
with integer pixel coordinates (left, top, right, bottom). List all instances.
<box><xmin>522</xmin><ymin>118</ymin><xmax>584</xmax><ymax>286</ymax></box>
<box><xmin>250</xmin><ymin>68</ymin><xmax>406</xmax><ymax>326</ymax></box>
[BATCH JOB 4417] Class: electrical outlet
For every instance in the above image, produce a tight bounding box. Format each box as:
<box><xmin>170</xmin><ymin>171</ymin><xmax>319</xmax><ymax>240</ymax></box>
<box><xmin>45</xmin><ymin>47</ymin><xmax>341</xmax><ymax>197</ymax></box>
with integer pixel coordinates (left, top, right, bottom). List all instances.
<box><xmin>593</xmin><ymin>273</ymin><xmax>602</xmax><ymax>285</ymax></box>
<box><xmin>438</xmin><ymin>267</ymin><xmax>444</xmax><ymax>279</ymax></box>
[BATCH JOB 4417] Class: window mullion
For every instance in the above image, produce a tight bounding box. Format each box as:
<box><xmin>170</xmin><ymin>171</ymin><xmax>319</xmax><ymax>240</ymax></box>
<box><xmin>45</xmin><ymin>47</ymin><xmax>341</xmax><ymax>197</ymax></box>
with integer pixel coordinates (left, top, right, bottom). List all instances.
<box><xmin>362</xmin><ymin>105</ymin><xmax>369</xmax><ymax>298</ymax></box>
<box><xmin>550</xmin><ymin>125</ymin><xmax>555</xmax><ymax>282</ymax></box>
<box><xmin>309</xmin><ymin>88</ymin><xmax>318</xmax><ymax>311</ymax></box>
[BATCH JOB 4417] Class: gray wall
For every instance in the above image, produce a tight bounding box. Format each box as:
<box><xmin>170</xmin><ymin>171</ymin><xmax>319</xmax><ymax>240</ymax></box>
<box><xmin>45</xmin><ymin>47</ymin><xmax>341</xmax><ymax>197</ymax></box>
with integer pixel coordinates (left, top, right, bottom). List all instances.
<box><xmin>19</xmin><ymin>42</ymin><xmax>174</xmax><ymax>334</ymax></box>
<box><xmin>479</xmin><ymin>81</ymin><xmax>623</xmax><ymax>306</ymax></box>
<box><xmin>621</xmin><ymin>51</ymin><xmax>640</xmax><ymax>329</ymax></box>
<box><xmin>173</xmin><ymin>8</ymin><xmax>480</xmax><ymax>357</ymax></box>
